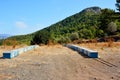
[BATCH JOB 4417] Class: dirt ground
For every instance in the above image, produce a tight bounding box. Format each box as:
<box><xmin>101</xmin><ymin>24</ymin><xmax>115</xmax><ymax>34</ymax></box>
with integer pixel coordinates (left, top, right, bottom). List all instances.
<box><xmin>0</xmin><ymin>43</ymin><xmax>120</xmax><ymax>80</ymax></box>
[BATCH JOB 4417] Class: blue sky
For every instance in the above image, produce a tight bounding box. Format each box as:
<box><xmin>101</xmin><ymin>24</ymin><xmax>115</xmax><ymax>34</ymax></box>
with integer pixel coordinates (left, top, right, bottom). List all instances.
<box><xmin>0</xmin><ymin>0</ymin><xmax>116</xmax><ymax>35</ymax></box>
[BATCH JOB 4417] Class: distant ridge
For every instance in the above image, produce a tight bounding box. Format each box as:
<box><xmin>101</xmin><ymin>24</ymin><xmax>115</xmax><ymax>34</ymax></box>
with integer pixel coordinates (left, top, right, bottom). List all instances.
<box><xmin>0</xmin><ymin>34</ymin><xmax>11</xmax><ymax>39</ymax></box>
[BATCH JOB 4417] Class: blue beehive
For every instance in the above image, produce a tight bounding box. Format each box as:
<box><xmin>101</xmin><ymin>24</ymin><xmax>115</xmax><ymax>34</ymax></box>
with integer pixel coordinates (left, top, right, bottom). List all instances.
<box><xmin>87</xmin><ymin>50</ymin><xmax>98</xmax><ymax>58</ymax></box>
<box><xmin>65</xmin><ymin>44</ymin><xmax>98</xmax><ymax>58</ymax></box>
<box><xmin>3</xmin><ymin>51</ymin><xmax>14</xmax><ymax>59</ymax></box>
<box><xmin>3</xmin><ymin>52</ymin><xmax>10</xmax><ymax>59</ymax></box>
<box><xmin>3</xmin><ymin>45</ymin><xmax>39</xmax><ymax>59</ymax></box>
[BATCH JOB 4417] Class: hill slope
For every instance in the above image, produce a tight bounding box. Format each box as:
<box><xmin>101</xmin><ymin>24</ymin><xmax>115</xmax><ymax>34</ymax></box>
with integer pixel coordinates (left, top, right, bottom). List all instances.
<box><xmin>7</xmin><ymin>6</ymin><xmax>119</xmax><ymax>45</ymax></box>
<box><xmin>31</xmin><ymin>6</ymin><xmax>102</xmax><ymax>44</ymax></box>
<box><xmin>7</xmin><ymin>33</ymin><xmax>35</xmax><ymax>45</ymax></box>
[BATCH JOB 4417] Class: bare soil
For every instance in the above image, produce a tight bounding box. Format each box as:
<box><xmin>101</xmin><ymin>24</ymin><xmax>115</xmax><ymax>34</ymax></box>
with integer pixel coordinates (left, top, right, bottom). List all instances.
<box><xmin>0</xmin><ymin>43</ymin><xmax>120</xmax><ymax>80</ymax></box>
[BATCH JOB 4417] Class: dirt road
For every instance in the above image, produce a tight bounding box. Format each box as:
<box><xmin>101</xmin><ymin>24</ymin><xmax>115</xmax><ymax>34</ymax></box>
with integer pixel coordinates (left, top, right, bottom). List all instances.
<box><xmin>0</xmin><ymin>45</ymin><xmax>120</xmax><ymax>80</ymax></box>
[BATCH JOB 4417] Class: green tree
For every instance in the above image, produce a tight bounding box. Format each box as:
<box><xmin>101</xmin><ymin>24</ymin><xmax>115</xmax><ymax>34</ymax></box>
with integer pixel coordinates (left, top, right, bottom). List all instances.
<box><xmin>116</xmin><ymin>0</ymin><xmax>120</xmax><ymax>12</ymax></box>
<box><xmin>80</xmin><ymin>29</ymin><xmax>94</xmax><ymax>39</ymax></box>
<box><xmin>107</xmin><ymin>22</ymin><xmax>117</xmax><ymax>35</ymax></box>
<box><xmin>70</xmin><ymin>32</ymin><xmax>79</xmax><ymax>41</ymax></box>
<box><xmin>99</xmin><ymin>9</ymin><xmax>115</xmax><ymax>32</ymax></box>
<box><xmin>96</xmin><ymin>29</ymin><xmax>104</xmax><ymax>37</ymax></box>
<box><xmin>31</xmin><ymin>30</ymin><xmax>51</xmax><ymax>45</ymax></box>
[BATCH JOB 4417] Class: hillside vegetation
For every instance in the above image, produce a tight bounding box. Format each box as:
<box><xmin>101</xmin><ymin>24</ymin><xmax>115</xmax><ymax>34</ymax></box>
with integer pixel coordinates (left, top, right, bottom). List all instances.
<box><xmin>3</xmin><ymin>6</ymin><xmax>120</xmax><ymax>45</ymax></box>
<box><xmin>31</xmin><ymin>7</ymin><xmax>120</xmax><ymax>44</ymax></box>
<box><xmin>6</xmin><ymin>33</ymin><xmax>35</xmax><ymax>45</ymax></box>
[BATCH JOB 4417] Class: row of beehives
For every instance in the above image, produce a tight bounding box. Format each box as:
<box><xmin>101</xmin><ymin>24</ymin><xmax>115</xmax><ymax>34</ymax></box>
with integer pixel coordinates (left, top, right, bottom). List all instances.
<box><xmin>3</xmin><ymin>45</ymin><xmax>39</xmax><ymax>59</ymax></box>
<box><xmin>65</xmin><ymin>44</ymin><xmax>98</xmax><ymax>58</ymax></box>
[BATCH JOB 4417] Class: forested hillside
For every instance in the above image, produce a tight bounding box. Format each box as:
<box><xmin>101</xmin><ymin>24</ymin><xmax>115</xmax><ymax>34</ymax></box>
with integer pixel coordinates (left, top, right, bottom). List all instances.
<box><xmin>4</xmin><ymin>6</ymin><xmax>120</xmax><ymax>45</ymax></box>
<box><xmin>31</xmin><ymin>6</ymin><xmax>120</xmax><ymax>44</ymax></box>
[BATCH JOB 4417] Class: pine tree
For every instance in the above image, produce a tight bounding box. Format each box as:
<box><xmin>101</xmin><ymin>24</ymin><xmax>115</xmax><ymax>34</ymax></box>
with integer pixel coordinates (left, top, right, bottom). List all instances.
<box><xmin>116</xmin><ymin>0</ymin><xmax>120</xmax><ymax>12</ymax></box>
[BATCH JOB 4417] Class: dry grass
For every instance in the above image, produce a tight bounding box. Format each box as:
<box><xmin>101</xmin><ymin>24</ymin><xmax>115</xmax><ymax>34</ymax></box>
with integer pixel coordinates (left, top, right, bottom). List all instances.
<box><xmin>77</xmin><ymin>42</ymin><xmax>120</xmax><ymax>53</ymax></box>
<box><xmin>0</xmin><ymin>74</ymin><xmax>14</xmax><ymax>80</ymax></box>
<box><xmin>79</xmin><ymin>42</ymin><xmax>120</xmax><ymax>48</ymax></box>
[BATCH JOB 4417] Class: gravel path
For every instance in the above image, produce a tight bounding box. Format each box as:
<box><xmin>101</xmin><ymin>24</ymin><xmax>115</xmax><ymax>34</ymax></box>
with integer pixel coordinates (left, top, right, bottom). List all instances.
<box><xmin>0</xmin><ymin>45</ymin><xmax>120</xmax><ymax>80</ymax></box>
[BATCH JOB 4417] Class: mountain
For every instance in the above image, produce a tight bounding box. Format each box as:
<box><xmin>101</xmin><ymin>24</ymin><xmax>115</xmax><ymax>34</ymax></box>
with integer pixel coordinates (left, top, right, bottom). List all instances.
<box><xmin>31</xmin><ymin>6</ymin><xmax>102</xmax><ymax>44</ymax></box>
<box><xmin>0</xmin><ymin>34</ymin><xmax>11</xmax><ymax>39</ymax></box>
<box><xmin>8</xmin><ymin>6</ymin><xmax>102</xmax><ymax>45</ymax></box>
<box><xmin>82</xmin><ymin>6</ymin><xmax>101</xmax><ymax>14</ymax></box>
<box><xmin>8</xmin><ymin>6</ymin><xmax>118</xmax><ymax>45</ymax></box>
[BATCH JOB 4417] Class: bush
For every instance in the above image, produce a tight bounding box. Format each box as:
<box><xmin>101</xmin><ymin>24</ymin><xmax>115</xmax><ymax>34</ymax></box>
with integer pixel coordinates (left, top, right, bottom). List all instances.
<box><xmin>57</xmin><ymin>36</ymin><xmax>71</xmax><ymax>44</ymax></box>
<box><xmin>107</xmin><ymin>22</ymin><xmax>117</xmax><ymax>34</ymax></box>
<box><xmin>80</xmin><ymin>29</ymin><xmax>94</xmax><ymax>39</ymax></box>
<box><xmin>0</xmin><ymin>39</ymin><xmax>3</xmax><ymax>46</ymax></box>
<box><xmin>70</xmin><ymin>32</ymin><xmax>79</xmax><ymax>41</ymax></box>
<box><xmin>31</xmin><ymin>30</ymin><xmax>51</xmax><ymax>45</ymax></box>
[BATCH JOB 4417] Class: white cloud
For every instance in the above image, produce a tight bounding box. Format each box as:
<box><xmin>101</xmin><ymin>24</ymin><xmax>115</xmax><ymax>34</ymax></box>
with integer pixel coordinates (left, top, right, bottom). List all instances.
<box><xmin>15</xmin><ymin>21</ymin><xmax>27</xmax><ymax>28</ymax></box>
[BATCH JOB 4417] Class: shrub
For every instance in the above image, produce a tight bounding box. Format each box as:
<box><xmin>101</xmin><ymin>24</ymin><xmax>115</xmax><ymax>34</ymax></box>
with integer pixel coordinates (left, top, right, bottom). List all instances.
<box><xmin>70</xmin><ymin>32</ymin><xmax>79</xmax><ymax>41</ymax></box>
<box><xmin>107</xmin><ymin>22</ymin><xmax>117</xmax><ymax>34</ymax></box>
<box><xmin>31</xmin><ymin>31</ymin><xmax>51</xmax><ymax>45</ymax></box>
